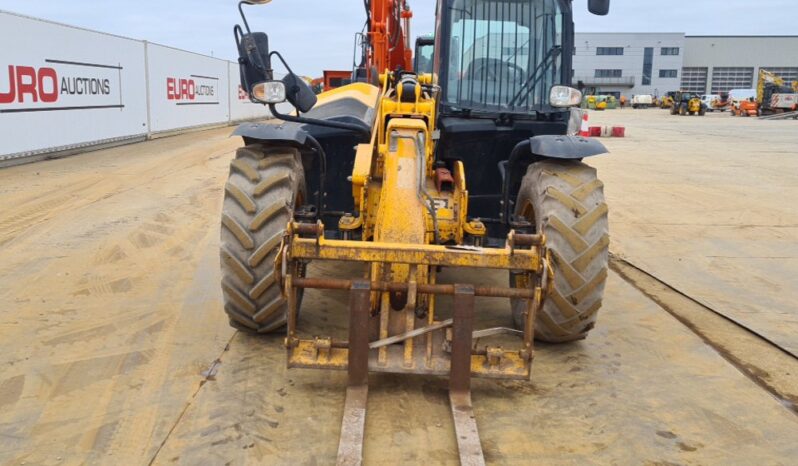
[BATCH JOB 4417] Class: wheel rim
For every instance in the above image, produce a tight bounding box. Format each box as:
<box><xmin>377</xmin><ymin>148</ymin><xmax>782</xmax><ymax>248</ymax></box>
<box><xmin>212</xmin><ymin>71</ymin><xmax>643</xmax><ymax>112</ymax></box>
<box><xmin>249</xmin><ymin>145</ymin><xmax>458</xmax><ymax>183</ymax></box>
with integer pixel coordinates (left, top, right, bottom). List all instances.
<box><xmin>519</xmin><ymin>199</ymin><xmax>537</xmax><ymax>228</ymax></box>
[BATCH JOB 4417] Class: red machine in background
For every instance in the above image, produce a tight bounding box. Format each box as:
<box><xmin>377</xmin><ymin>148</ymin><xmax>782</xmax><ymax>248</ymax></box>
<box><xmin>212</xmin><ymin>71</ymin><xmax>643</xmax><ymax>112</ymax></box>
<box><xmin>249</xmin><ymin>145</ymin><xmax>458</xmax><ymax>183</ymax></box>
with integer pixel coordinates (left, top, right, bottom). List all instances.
<box><xmin>319</xmin><ymin>70</ymin><xmax>353</xmax><ymax>92</ymax></box>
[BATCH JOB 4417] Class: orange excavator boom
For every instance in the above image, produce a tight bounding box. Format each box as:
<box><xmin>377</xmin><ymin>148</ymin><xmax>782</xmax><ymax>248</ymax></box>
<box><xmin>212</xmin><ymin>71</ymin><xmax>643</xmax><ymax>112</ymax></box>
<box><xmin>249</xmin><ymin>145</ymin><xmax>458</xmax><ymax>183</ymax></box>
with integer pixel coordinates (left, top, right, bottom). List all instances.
<box><xmin>364</xmin><ymin>0</ymin><xmax>414</xmax><ymax>80</ymax></box>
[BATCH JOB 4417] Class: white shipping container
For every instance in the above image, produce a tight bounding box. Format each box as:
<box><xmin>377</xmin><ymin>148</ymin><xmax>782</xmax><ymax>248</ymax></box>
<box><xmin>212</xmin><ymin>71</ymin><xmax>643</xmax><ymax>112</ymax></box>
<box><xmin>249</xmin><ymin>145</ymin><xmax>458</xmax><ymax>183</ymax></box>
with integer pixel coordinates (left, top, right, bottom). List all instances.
<box><xmin>0</xmin><ymin>11</ymin><xmax>149</xmax><ymax>159</ymax></box>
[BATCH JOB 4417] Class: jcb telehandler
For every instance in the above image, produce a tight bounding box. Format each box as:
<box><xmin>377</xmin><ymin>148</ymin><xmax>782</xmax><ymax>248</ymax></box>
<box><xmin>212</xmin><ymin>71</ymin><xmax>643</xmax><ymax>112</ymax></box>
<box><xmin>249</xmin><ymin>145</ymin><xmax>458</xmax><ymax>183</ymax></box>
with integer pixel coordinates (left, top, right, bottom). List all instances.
<box><xmin>670</xmin><ymin>91</ymin><xmax>706</xmax><ymax>116</ymax></box>
<box><xmin>223</xmin><ymin>0</ymin><xmax>611</xmax><ymax>463</ymax></box>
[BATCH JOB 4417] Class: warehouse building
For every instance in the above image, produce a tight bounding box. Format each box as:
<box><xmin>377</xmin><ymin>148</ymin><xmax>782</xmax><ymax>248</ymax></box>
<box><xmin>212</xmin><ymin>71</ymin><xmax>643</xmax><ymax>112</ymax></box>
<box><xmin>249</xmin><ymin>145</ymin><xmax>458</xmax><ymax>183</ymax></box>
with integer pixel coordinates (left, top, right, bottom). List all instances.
<box><xmin>572</xmin><ymin>33</ymin><xmax>798</xmax><ymax>98</ymax></box>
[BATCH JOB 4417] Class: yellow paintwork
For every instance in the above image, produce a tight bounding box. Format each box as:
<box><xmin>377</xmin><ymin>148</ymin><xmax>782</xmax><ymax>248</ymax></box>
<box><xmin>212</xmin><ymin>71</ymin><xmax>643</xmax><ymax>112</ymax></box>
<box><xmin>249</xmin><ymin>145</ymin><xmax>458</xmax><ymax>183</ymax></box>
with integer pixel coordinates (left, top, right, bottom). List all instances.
<box><xmin>282</xmin><ymin>70</ymin><xmax>545</xmax><ymax>380</ymax></box>
<box><xmin>314</xmin><ymin>82</ymin><xmax>381</xmax><ymax>109</ymax></box>
<box><xmin>688</xmin><ymin>98</ymin><xmax>702</xmax><ymax>113</ymax></box>
<box><xmin>289</xmin><ymin>233</ymin><xmax>542</xmax><ymax>270</ymax></box>
<box><xmin>372</xmin><ymin>120</ymin><xmax>430</xmax><ymax>304</ymax></box>
<box><xmin>351</xmin><ymin>143</ymin><xmax>372</xmax><ymax>209</ymax></box>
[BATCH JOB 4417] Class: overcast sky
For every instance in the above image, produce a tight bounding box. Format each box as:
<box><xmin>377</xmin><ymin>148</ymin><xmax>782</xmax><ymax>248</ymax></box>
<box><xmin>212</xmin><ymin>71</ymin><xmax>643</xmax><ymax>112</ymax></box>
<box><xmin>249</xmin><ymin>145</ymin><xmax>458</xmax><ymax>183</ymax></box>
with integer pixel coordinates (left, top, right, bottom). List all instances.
<box><xmin>3</xmin><ymin>0</ymin><xmax>796</xmax><ymax>76</ymax></box>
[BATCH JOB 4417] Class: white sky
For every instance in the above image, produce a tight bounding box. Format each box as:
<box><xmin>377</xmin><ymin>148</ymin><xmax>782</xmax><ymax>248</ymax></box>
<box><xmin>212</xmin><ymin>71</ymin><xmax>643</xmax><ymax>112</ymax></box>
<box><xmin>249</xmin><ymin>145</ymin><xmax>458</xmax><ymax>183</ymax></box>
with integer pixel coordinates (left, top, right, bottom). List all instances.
<box><xmin>2</xmin><ymin>0</ymin><xmax>796</xmax><ymax>76</ymax></box>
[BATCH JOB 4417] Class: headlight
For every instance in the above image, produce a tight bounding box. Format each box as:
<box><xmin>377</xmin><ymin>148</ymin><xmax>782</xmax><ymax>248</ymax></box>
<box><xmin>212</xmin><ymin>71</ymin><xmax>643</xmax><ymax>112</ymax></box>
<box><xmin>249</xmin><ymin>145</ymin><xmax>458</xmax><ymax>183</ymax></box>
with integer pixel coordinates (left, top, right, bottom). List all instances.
<box><xmin>251</xmin><ymin>81</ymin><xmax>286</xmax><ymax>104</ymax></box>
<box><xmin>550</xmin><ymin>86</ymin><xmax>583</xmax><ymax>107</ymax></box>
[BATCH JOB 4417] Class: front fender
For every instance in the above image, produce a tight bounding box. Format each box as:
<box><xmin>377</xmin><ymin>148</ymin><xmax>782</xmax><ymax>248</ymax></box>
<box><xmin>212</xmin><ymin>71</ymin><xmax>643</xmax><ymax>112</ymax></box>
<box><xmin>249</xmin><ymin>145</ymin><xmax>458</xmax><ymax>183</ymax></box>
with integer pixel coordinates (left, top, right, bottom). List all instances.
<box><xmin>231</xmin><ymin>121</ymin><xmax>310</xmax><ymax>148</ymax></box>
<box><xmin>528</xmin><ymin>135</ymin><xmax>608</xmax><ymax>160</ymax></box>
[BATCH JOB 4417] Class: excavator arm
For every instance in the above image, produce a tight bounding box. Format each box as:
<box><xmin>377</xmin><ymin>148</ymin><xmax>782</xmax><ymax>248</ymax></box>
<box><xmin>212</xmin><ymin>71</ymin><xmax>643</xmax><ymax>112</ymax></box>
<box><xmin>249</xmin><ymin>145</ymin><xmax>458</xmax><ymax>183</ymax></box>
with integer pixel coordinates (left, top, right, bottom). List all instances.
<box><xmin>363</xmin><ymin>0</ymin><xmax>414</xmax><ymax>80</ymax></box>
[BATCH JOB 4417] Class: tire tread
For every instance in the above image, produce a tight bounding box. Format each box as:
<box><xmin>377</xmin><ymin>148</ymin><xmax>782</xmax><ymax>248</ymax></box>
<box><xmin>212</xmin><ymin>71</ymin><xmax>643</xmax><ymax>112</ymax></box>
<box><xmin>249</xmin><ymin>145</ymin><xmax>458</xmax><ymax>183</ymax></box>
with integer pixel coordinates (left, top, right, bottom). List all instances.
<box><xmin>512</xmin><ymin>160</ymin><xmax>610</xmax><ymax>342</ymax></box>
<box><xmin>220</xmin><ymin>144</ymin><xmax>304</xmax><ymax>333</ymax></box>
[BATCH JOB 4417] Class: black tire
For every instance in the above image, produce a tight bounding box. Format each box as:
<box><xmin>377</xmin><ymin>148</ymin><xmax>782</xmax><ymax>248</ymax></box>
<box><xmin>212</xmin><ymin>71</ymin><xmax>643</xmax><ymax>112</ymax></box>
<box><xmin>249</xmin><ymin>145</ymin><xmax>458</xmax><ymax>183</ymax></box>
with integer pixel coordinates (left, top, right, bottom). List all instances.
<box><xmin>510</xmin><ymin>160</ymin><xmax>610</xmax><ymax>342</ymax></box>
<box><xmin>699</xmin><ymin>107</ymin><xmax>706</xmax><ymax>116</ymax></box>
<box><xmin>220</xmin><ymin>145</ymin><xmax>305</xmax><ymax>333</ymax></box>
<box><xmin>670</xmin><ymin>105</ymin><xmax>679</xmax><ymax>115</ymax></box>
<box><xmin>679</xmin><ymin>105</ymin><xmax>687</xmax><ymax>116</ymax></box>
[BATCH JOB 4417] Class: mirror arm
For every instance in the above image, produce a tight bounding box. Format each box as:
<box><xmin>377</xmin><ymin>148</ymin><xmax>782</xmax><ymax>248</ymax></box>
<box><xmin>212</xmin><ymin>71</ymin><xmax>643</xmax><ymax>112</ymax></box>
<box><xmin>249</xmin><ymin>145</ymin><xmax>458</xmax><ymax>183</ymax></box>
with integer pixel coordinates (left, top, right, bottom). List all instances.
<box><xmin>234</xmin><ymin>24</ymin><xmax>243</xmax><ymax>50</ymax></box>
<box><xmin>268</xmin><ymin>51</ymin><xmax>368</xmax><ymax>138</ymax></box>
<box><xmin>268</xmin><ymin>104</ymin><xmax>371</xmax><ymax>140</ymax></box>
<box><xmin>269</xmin><ymin>50</ymin><xmax>297</xmax><ymax>78</ymax></box>
<box><xmin>238</xmin><ymin>1</ymin><xmax>253</xmax><ymax>34</ymax></box>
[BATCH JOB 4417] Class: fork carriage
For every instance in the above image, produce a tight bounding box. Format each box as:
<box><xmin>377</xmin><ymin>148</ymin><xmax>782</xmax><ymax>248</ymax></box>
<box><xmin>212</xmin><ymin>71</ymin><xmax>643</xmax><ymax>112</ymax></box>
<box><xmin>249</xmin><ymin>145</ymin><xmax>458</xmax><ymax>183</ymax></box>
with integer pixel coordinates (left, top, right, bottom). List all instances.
<box><xmin>278</xmin><ymin>220</ymin><xmax>550</xmax><ymax>464</ymax></box>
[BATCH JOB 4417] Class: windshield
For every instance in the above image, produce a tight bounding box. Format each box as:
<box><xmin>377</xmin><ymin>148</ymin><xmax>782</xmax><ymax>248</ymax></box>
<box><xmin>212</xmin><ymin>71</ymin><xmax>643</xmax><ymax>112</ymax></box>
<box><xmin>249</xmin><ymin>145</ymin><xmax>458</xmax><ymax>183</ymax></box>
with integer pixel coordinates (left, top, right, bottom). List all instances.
<box><xmin>444</xmin><ymin>0</ymin><xmax>563</xmax><ymax>113</ymax></box>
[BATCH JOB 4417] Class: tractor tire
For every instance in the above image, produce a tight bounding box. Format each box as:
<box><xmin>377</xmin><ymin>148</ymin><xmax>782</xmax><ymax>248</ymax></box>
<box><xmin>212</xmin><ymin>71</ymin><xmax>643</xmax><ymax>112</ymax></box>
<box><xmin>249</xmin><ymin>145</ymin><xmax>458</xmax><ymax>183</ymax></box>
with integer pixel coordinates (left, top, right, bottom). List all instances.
<box><xmin>699</xmin><ymin>107</ymin><xmax>706</xmax><ymax>116</ymax></box>
<box><xmin>670</xmin><ymin>105</ymin><xmax>679</xmax><ymax>116</ymax></box>
<box><xmin>510</xmin><ymin>160</ymin><xmax>610</xmax><ymax>342</ymax></box>
<box><xmin>220</xmin><ymin>145</ymin><xmax>306</xmax><ymax>333</ymax></box>
<box><xmin>679</xmin><ymin>105</ymin><xmax>687</xmax><ymax>116</ymax></box>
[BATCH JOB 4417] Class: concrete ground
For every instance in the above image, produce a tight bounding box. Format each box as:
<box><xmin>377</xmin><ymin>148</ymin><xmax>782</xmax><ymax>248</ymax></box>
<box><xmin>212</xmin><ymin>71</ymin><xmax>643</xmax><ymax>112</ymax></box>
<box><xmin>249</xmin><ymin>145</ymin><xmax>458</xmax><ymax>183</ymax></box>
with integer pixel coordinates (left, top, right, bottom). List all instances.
<box><xmin>590</xmin><ymin>109</ymin><xmax>798</xmax><ymax>357</ymax></box>
<box><xmin>1</xmin><ymin>110</ymin><xmax>797</xmax><ymax>465</ymax></box>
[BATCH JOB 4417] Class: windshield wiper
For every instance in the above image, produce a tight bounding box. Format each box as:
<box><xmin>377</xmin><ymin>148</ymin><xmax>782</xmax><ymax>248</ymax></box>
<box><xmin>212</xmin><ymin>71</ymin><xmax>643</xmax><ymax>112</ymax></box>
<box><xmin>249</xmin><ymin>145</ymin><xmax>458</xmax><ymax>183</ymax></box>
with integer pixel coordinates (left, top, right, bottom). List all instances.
<box><xmin>508</xmin><ymin>45</ymin><xmax>562</xmax><ymax>108</ymax></box>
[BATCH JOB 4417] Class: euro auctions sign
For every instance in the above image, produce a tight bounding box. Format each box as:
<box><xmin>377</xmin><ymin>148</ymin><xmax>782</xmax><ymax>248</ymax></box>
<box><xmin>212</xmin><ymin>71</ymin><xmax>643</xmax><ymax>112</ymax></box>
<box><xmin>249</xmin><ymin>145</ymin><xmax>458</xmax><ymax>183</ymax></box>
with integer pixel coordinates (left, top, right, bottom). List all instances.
<box><xmin>166</xmin><ymin>75</ymin><xmax>219</xmax><ymax>105</ymax></box>
<box><xmin>0</xmin><ymin>59</ymin><xmax>124</xmax><ymax>113</ymax></box>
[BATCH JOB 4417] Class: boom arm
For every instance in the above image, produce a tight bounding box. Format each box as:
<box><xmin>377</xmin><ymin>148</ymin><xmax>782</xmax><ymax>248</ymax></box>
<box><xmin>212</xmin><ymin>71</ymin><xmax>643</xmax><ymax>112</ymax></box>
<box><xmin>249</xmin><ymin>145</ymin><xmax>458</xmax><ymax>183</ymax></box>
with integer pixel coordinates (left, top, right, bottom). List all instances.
<box><xmin>364</xmin><ymin>0</ymin><xmax>414</xmax><ymax>79</ymax></box>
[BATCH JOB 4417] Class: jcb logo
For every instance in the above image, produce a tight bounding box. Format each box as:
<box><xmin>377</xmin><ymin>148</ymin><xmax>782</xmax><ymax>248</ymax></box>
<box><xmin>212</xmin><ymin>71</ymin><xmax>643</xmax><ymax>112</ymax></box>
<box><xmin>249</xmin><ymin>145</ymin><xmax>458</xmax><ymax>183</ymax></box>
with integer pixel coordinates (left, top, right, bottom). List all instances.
<box><xmin>0</xmin><ymin>65</ymin><xmax>59</xmax><ymax>103</ymax></box>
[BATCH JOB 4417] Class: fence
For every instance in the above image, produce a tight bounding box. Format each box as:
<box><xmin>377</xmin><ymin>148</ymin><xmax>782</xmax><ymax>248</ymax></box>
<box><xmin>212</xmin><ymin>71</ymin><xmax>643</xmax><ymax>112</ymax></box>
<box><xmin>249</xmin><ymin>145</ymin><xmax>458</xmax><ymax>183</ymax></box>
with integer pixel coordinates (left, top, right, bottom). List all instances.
<box><xmin>0</xmin><ymin>10</ymin><xmax>273</xmax><ymax>163</ymax></box>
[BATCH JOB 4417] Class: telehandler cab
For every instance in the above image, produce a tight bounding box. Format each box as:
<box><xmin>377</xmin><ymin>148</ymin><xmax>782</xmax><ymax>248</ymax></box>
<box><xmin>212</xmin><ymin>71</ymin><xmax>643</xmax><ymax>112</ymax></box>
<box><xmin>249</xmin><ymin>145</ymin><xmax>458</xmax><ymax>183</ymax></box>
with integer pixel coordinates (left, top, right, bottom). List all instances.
<box><xmin>223</xmin><ymin>0</ymin><xmax>611</xmax><ymax>463</ymax></box>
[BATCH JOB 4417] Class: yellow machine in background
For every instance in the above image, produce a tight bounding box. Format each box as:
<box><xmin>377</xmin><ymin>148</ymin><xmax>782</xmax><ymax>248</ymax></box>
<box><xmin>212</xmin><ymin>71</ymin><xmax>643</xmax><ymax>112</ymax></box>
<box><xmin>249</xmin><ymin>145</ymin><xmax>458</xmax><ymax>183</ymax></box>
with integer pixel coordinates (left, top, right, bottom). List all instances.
<box><xmin>670</xmin><ymin>91</ymin><xmax>706</xmax><ymax>116</ymax></box>
<box><xmin>660</xmin><ymin>93</ymin><xmax>675</xmax><ymax>109</ymax></box>
<box><xmin>756</xmin><ymin>69</ymin><xmax>798</xmax><ymax>115</ymax></box>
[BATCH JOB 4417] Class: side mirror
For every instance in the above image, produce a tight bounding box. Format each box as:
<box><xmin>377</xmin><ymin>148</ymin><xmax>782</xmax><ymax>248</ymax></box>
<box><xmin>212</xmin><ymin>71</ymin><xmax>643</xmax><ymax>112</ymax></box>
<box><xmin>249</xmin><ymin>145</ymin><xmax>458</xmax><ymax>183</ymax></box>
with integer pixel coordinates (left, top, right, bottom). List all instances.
<box><xmin>282</xmin><ymin>73</ymin><xmax>317</xmax><ymax>113</ymax></box>
<box><xmin>588</xmin><ymin>0</ymin><xmax>610</xmax><ymax>15</ymax></box>
<box><xmin>237</xmin><ymin>32</ymin><xmax>272</xmax><ymax>92</ymax></box>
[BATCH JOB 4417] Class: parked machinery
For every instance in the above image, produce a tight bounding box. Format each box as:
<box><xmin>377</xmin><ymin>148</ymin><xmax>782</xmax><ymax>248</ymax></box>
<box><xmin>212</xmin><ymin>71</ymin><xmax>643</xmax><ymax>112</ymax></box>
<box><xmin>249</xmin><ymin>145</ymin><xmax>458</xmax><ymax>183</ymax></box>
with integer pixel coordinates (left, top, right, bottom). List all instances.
<box><xmin>711</xmin><ymin>92</ymin><xmax>729</xmax><ymax>112</ymax></box>
<box><xmin>732</xmin><ymin>98</ymin><xmax>759</xmax><ymax>117</ymax></box>
<box><xmin>670</xmin><ymin>91</ymin><xmax>706</xmax><ymax>116</ymax></box>
<box><xmin>700</xmin><ymin>94</ymin><xmax>719</xmax><ymax>112</ymax></box>
<box><xmin>631</xmin><ymin>94</ymin><xmax>653</xmax><ymax>109</ymax></box>
<box><xmin>660</xmin><ymin>92</ymin><xmax>675</xmax><ymax>109</ymax></box>
<box><xmin>226</xmin><ymin>0</ymin><xmax>612</xmax><ymax>463</ymax></box>
<box><xmin>728</xmin><ymin>88</ymin><xmax>757</xmax><ymax>116</ymax></box>
<box><xmin>756</xmin><ymin>69</ymin><xmax>798</xmax><ymax>115</ymax></box>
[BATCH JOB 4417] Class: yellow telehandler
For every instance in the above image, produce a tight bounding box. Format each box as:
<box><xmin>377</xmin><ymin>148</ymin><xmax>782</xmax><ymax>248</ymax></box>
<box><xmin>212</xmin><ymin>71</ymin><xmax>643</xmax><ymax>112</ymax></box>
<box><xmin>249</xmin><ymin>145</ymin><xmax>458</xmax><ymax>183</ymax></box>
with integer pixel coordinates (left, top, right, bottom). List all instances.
<box><xmin>222</xmin><ymin>0</ymin><xmax>612</xmax><ymax>463</ymax></box>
